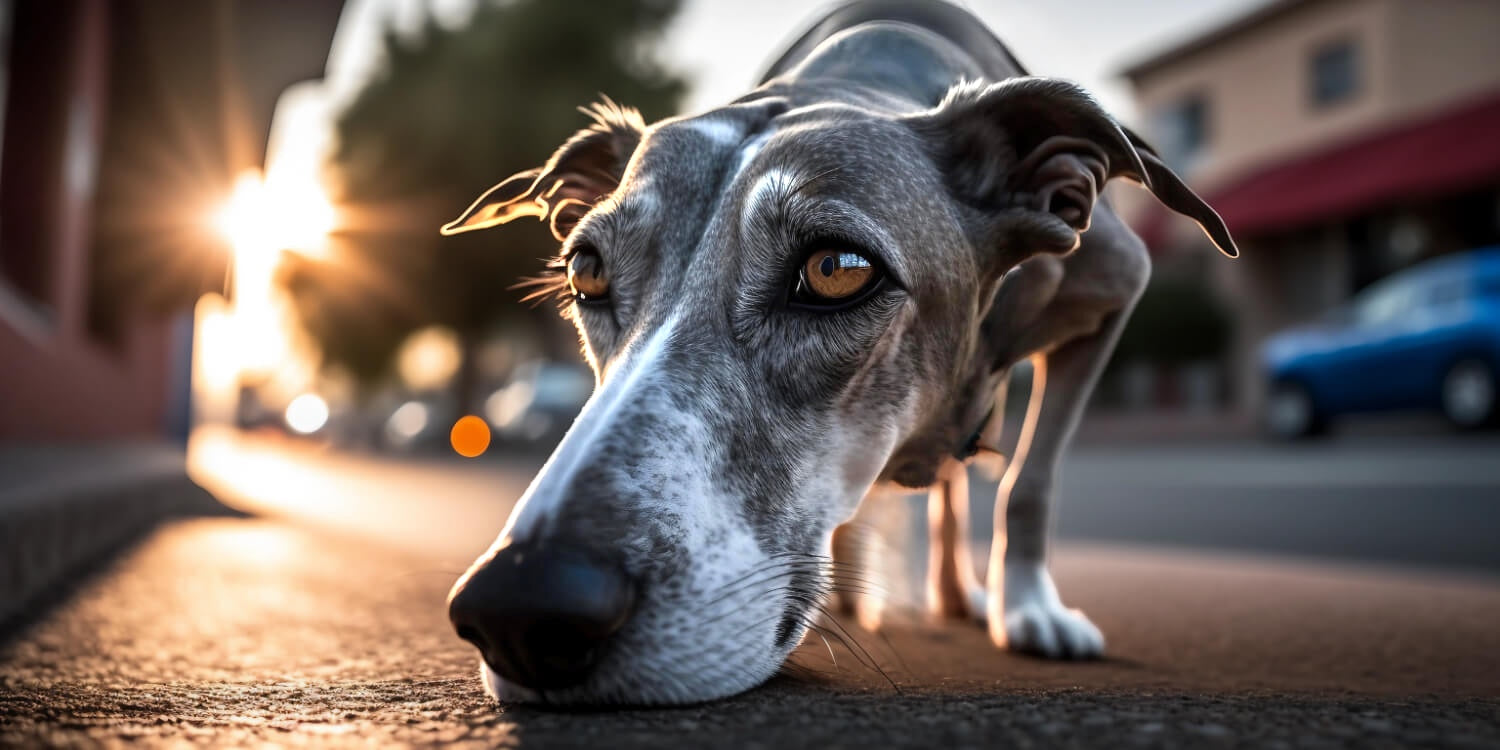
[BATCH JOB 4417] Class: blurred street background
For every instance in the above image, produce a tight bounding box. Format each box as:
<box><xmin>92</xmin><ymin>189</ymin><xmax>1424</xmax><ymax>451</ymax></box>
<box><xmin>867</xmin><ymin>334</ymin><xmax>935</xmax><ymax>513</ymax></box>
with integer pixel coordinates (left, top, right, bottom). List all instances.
<box><xmin>2</xmin><ymin>0</ymin><xmax>1499</xmax><ymax>746</ymax></box>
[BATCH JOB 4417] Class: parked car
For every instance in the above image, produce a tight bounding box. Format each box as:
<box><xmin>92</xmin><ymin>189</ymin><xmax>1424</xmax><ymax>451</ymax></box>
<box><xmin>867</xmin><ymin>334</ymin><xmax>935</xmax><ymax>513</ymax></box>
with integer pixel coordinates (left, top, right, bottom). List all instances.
<box><xmin>1261</xmin><ymin>247</ymin><xmax>1500</xmax><ymax>438</ymax></box>
<box><xmin>485</xmin><ymin>361</ymin><xmax>593</xmax><ymax>448</ymax></box>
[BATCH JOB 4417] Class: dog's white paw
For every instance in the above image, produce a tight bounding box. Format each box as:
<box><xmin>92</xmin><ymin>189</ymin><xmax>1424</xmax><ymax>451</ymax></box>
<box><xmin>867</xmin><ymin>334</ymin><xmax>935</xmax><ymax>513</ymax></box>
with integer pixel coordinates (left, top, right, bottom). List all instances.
<box><xmin>965</xmin><ymin>581</ymin><xmax>987</xmax><ymax>623</ymax></box>
<box><xmin>988</xmin><ymin>563</ymin><xmax>1104</xmax><ymax>659</ymax></box>
<box><xmin>1003</xmin><ymin>600</ymin><xmax>1104</xmax><ymax>659</ymax></box>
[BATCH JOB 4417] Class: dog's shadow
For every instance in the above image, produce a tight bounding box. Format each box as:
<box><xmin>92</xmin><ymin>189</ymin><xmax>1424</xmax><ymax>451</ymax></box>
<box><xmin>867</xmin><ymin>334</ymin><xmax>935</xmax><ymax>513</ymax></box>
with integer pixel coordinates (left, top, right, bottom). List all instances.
<box><xmin>781</xmin><ymin>616</ymin><xmax>1153</xmax><ymax>691</ymax></box>
<box><xmin>489</xmin><ymin>618</ymin><xmax>1151</xmax><ymax>735</ymax></box>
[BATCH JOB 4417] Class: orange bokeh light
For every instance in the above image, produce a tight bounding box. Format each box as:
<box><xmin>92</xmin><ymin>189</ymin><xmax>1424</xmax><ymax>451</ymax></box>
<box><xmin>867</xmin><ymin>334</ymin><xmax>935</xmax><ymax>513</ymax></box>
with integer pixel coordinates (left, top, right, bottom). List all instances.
<box><xmin>449</xmin><ymin>415</ymin><xmax>491</xmax><ymax>458</ymax></box>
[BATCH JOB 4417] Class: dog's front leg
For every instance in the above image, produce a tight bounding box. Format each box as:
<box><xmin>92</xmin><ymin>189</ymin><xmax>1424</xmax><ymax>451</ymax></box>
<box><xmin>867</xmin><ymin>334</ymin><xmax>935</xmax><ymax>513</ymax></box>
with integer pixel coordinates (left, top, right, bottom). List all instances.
<box><xmin>978</xmin><ymin>203</ymin><xmax>1149</xmax><ymax>659</ymax></box>
<box><xmin>926</xmin><ymin>459</ymin><xmax>985</xmax><ymax>621</ymax></box>
<box><xmin>984</xmin><ymin>309</ymin><xmax>1133</xmax><ymax>659</ymax></box>
<box><xmin>986</xmin><ymin>352</ymin><xmax>1102</xmax><ymax>658</ymax></box>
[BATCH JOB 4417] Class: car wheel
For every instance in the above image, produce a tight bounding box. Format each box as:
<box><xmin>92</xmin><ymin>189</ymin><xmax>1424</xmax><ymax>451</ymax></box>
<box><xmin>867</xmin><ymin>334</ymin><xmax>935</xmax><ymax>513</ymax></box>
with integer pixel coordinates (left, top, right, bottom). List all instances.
<box><xmin>1264</xmin><ymin>381</ymin><xmax>1324</xmax><ymax>439</ymax></box>
<box><xmin>1441</xmin><ymin>358</ymin><xmax>1497</xmax><ymax>429</ymax></box>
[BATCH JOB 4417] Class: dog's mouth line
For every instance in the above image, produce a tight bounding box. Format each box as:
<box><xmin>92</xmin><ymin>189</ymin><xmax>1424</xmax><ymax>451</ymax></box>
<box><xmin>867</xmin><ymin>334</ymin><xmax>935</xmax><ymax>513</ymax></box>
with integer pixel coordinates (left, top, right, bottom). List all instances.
<box><xmin>467</xmin><ymin>552</ymin><xmax>843</xmax><ymax>704</ymax></box>
<box><xmin>774</xmin><ymin>604</ymin><xmax>805</xmax><ymax>649</ymax></box>
<box><xmin>481</xmin><ymin>618</ymin><xmax>796</xmax><ymax>706</ymax></box>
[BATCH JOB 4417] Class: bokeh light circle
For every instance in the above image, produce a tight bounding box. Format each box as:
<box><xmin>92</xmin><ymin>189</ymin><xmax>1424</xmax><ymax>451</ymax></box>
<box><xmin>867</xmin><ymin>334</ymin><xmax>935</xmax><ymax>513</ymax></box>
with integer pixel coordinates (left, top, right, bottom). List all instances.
<box><xmin>284</xmin><ymin>393</ymin><xmax>329</xmax><ymax>435</ymax></box>
<box><xmin>449</xmin><ymin>415</ymin><xmax>491</xmax><ymax>458</ymax></box>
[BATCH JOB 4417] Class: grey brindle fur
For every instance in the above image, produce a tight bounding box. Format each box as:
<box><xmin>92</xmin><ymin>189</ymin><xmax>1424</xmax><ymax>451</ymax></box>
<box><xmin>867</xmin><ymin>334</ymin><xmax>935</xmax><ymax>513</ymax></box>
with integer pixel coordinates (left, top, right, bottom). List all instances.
<box><xmin>443</xmin><ymin>0</ymin><xmax>1236</xmax><ymax>705</ymax></box>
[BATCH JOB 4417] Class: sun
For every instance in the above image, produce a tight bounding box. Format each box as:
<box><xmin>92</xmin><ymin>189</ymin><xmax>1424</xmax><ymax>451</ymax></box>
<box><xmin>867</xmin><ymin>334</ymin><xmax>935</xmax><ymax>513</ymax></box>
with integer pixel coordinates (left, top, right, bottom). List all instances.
<box><xmin>214</xmin><ymin>170</ymin><xmax>336</xmax><ymax>260</ymax></box>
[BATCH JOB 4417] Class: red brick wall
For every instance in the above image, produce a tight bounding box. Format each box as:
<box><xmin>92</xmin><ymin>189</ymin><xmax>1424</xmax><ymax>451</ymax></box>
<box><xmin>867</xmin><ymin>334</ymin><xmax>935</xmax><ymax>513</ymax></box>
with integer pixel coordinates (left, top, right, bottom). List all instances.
<box><xmin>0</xmin><ymin>316</ymin><xmax>172</xmax><ymax>440</ymax></box>
<box><xmin>0</xmin><ymin>0</ymin><xmax>173</xmax><ymax>440</ymax></box>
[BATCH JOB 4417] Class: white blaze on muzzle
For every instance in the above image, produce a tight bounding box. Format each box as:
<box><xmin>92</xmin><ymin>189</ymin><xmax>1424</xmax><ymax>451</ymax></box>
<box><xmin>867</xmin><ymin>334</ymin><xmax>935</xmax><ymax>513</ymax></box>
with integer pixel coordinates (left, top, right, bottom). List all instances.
<box><xmin>501</xmin><ymin>313</ymin><xmax>683</xmax><ymax>543</ymax></box>
<box><xmin>470</xmin><ymin>308</ymin><xmax>801</xmax><ymax>704</ymax></box>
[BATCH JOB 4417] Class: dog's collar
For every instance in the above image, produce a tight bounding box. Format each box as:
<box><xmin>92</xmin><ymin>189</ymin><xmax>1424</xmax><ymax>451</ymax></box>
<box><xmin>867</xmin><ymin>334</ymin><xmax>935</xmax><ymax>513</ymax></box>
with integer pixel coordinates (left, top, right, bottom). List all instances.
<box><xmin>954</xmin><ymin>404</ymin><xmax>996</xmax><ymax>460</ymax></box>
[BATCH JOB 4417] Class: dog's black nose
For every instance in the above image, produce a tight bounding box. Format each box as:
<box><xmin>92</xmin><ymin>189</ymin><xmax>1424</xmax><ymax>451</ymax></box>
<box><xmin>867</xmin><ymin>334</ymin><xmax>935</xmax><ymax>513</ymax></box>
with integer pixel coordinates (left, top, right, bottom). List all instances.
<box><xmin>448</xmin><ymin>542</ymin><xmax>635</xmax><ymax>691</ymax></box>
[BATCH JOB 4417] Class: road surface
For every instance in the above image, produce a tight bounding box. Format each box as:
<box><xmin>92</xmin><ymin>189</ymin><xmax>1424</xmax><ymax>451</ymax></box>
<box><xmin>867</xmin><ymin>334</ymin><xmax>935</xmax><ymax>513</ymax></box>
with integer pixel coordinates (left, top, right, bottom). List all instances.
<box><xmin>2</xmin><ymin>430</ymin><xmax>1498</xmax><ymax>747</ymax></box>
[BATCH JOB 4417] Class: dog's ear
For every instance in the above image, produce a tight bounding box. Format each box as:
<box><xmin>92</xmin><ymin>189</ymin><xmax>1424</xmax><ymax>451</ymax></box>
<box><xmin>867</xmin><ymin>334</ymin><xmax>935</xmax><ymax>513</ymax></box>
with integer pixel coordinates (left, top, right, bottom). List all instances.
<box><xmin>441</xmin><ymin>99</ymin><xmax>646</xmax><ymax>242</ymax></box>
<box><xmin>906</xmin><ymin>78</ymin><xmax>1237</xmax><ymax>261</ymax></box>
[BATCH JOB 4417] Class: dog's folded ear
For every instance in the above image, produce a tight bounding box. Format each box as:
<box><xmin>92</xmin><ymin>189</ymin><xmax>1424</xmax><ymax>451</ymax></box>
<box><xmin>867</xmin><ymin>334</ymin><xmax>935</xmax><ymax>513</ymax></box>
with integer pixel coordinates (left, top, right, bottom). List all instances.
<box><xmin>905</xmin><ymin>78</ymin><xmax>1237</xmax><ymax>260</ymax></box>
<box><xmin>441</xmin><ymin>99</ymin><xmax>646</xmax><ymax>242</ymax></box>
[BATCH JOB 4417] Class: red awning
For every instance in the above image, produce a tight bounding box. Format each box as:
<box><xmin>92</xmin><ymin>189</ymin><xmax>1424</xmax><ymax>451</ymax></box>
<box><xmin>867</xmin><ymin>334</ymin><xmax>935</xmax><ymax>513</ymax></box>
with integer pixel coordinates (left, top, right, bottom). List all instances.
<box><xmin>1135</xmin><ymin>89</ymin><xmax>1500</xmax><ymax>247</ymax></box>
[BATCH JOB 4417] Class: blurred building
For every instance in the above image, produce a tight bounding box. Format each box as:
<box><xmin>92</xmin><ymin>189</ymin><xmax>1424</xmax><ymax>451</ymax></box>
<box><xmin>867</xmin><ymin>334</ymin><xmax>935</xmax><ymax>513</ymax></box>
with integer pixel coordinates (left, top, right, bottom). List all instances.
<box><xmin>0</xmin><ymin>0</ymin><xmax>342</xmax><ymax>440</ymax></box>
<box><xmin>1121</xmin><ymin>0</ymin><xmax>1500</xmax><ymax>414</ymax></box>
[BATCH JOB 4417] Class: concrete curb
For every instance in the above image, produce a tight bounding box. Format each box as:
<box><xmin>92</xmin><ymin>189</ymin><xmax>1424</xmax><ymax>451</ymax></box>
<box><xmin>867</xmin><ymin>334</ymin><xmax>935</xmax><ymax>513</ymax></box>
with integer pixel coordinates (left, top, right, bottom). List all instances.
<box><xmin>0</xmin><ymin>445</ymin><xmax>232</xmax><ymax>627</ymax></box>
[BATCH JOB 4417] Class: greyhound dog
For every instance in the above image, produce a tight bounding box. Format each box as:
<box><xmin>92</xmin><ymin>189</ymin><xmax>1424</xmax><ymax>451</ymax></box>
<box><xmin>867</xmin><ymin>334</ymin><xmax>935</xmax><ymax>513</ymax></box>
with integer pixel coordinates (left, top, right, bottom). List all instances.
<box><xmin>443</xmin><ymin>0</ymin><xmax>1236</xmax><ymax>705</ymax></box>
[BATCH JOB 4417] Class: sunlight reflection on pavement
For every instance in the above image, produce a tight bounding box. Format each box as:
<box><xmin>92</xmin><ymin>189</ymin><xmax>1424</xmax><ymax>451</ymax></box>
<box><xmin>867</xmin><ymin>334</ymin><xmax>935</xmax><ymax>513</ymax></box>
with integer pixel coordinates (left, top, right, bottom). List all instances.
<box><xmin>187</xmin><ymin>427</ymin><xmax>535</xmax><ymax>563</ymax></box>
<box><xmin>0</xmin><ymin>518</ymin><xmax>508</xmax><ymax>746</ymax></box>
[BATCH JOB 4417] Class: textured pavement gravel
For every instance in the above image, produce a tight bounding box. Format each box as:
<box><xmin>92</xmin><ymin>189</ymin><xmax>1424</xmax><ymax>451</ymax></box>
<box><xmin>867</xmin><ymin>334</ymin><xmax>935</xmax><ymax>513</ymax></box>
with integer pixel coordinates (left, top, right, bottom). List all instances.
<box><xmin>3</xmin><ymin>515</ymin><xmax>1498</xmax><ymax>748</ymax></box>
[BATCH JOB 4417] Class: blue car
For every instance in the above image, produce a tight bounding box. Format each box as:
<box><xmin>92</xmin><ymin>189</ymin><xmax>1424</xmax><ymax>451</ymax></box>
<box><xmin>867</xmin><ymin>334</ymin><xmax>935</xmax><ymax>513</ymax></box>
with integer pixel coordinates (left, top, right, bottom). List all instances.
<box><xmin>1261</xmin><ymin>247</ymin><xmax>1500</xmax><ymax>438</ymax></box>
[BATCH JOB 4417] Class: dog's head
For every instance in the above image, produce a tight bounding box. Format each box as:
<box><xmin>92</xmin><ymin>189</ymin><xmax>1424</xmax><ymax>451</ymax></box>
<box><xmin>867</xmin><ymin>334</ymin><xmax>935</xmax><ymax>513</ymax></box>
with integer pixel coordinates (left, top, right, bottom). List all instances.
<box><xmin>443</xmin><ymin>79</ymin><xmax>1233</xmax><ymax>705</ymax></box>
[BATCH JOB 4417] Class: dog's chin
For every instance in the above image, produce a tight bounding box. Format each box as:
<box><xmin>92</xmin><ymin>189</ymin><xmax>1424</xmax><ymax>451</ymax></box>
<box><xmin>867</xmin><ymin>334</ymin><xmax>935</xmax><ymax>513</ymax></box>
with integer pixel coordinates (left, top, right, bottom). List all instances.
<box><xmin>479</xmin><ymin>661</ymin><xmax>538</xmax><ymax>703</ymax></box>
<box><xmin>474</xmin><ymin>629</ymin><xmax>802</xmax><ymax>707</ymax></box>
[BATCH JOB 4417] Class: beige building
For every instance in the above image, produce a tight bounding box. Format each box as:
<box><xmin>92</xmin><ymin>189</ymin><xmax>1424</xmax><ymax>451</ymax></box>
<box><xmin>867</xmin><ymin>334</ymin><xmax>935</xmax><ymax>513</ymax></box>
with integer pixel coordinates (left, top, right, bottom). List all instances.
<box><xmin>1119</xmin><ymin>0</ymin><xmax>1500</xmax><ymax>415</ymax></box>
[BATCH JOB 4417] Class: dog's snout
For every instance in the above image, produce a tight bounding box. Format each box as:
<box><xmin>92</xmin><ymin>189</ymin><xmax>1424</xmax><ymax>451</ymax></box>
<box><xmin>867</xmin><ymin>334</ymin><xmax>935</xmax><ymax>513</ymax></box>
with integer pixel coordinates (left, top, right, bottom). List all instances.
<box><xmin>448</xmin><ymin>542</ymin><xmax>635</xmax><ymax>691</ymax></box>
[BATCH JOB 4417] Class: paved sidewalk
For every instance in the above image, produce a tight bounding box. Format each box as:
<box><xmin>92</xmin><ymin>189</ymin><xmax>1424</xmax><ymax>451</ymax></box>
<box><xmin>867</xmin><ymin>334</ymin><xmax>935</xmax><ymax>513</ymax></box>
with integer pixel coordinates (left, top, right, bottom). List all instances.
<box><xmin>1</xmin><ymin>517</ymin><xmax>1496</xmax><ymax>747</ymax></box>
<box><xmin>0</xmin><ymin>441</ymin><xmax>228</xmax><ymax>626</ymax></box>
<box><xmin>4</xmin><ymin>431</ymin><xmax>1498</xmax><ymax>746</ymax></box>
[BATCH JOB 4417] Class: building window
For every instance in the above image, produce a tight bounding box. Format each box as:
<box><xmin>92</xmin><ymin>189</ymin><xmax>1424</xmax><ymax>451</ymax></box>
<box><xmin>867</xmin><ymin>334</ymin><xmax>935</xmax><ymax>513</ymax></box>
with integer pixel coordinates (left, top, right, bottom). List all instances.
<box><xmin>1309</xmin><ymin>38</ymin><xmax>1361</xmax><ymax>108</ymax></box>
<box><xmin>1154</xmin><ymin>93</ymin><xmax>1209</xmax><ymax>172</ymax></box>
<box><xmin>1</xmin><ymin>0</ymin><xmax>67</xmax><ymax>313</ymax></box>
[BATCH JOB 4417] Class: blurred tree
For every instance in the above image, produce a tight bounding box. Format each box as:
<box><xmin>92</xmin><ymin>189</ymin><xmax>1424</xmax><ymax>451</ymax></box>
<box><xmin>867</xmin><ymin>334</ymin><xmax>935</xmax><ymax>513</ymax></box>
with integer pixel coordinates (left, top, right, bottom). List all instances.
<box><xmin>282</xmin><ymin>0</ymin><xmax>686</xmax><ymax>404</ymax></box>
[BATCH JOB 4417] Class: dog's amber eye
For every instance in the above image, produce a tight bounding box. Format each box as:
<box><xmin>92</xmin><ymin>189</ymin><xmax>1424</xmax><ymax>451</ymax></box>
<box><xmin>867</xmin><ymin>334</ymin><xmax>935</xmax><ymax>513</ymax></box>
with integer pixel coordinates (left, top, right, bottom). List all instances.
<box><xmin>802</xmin><ymin>249</ymin><xmax>874</xmax><ymax>301</ymax></box>
<box><xmin>566</xmin><ymin>247</ymin><xmax>609</xmax><ymax>301</ymax></box>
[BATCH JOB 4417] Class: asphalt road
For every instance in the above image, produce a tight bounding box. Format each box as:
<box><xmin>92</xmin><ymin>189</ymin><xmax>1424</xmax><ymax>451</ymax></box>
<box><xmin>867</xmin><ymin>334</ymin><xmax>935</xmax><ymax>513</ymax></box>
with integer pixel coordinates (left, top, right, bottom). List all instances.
<box><xmin>1001</xmin><ymin>432</ymin><xmax>1500</xmax><ymax>574</ymax></box>
<box><xmin>2</xmin><ymin>430</ymin><xmax>1499</xmax><ymax>747</ymax></box>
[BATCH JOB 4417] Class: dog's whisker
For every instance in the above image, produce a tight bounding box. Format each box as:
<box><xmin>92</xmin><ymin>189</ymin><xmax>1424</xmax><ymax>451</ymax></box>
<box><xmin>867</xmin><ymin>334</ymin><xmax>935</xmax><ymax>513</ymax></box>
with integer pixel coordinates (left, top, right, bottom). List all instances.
<box><xmin>776</xmin><ymin>587</ymin><xmax>887</xmax><ymax>675</ymax></box>
<box><xmin>822</xmin><ymin>580</ymin><xmax>888</xmax><ymax>597</ymax></box>
<box><xmin>695</xmin><ymin>572</ymin><xmax>814</xmax><ymax>620</ymax></box>
<box><xmin>695</xmin><ymin>556</ymin><xmax>834</xmax><ymax>603</ymax></box>
<box><xmin>806</xmin><ymin>601</ymin><xmax>900</xmax><ymax>693</ymax></box>
<box><xmin>694</xmin><ymin>559</ymin><xmax>849</xmax><ymax>613</ymax></box>
<box><xmin>795</xmin><ymin>618</ymin><xmax>847</xmax><ymax>666</ymax></box>
<box><xmin>788</xmin><ymin>612</ymin><xmax>886</xmax><ymax>684</ymax></box>
<box><xmin>813</xmin><ymin>629</ymin><xmax>838</xmax><ymax>666</ymax></box>
<box><xmin>782</xmin><ymin>654</ymin><xmax>839</xmax><ymax>679</ymax></box>
<box><xmin>871</xmin><ymin>624</ymin><xmax>914</xmax><ymax>677</ymax></box>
